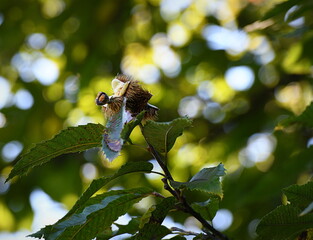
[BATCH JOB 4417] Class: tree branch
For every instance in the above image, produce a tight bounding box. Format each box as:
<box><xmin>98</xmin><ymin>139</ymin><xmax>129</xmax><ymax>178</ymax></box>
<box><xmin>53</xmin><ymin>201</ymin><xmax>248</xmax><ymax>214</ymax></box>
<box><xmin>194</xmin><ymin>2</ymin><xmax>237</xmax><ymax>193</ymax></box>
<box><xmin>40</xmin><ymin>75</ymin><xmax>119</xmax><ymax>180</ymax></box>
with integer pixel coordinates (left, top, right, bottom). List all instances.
<box><xmin>139</xmin><ymin>123</ymin><xmax>229</xmax><ymax>240</ymax></box>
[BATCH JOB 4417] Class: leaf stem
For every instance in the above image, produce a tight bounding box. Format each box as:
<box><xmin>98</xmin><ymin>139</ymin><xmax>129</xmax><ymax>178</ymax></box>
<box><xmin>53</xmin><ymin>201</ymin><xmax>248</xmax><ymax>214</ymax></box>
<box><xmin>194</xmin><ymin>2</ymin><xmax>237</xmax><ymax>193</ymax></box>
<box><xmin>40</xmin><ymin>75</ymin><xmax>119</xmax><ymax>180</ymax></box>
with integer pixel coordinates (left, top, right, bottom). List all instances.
<box><xmin>139</xmin><ymin>123</ymin><xmax>229</xmax><ymax>240</ymax></box>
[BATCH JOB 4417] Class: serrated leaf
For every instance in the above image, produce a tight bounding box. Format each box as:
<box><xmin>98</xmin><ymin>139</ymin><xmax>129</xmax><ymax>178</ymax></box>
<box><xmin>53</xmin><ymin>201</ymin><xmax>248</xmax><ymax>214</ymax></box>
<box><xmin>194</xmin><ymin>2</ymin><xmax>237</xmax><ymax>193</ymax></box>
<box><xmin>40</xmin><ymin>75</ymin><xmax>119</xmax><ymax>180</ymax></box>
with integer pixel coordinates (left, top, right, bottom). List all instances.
<box><xmin>114</xmin><ymin>217</ymin><xmax>140</xmax><ymax>236</ymax></box>
<box><xmin>142</xmin><ymin>117</ymin><xmax>192</xmax><ymax>153</ymax></box>
<box><xmin>62</xmin><ymin>161</ymin><xmax>153</xmax><ymax>220</ymax></box>
<box><xmin>279</xmin><ymin>102</ymin><xmax>313</xmax><ymax>128</ymax></box>
<box><xmin>7</xmin><ymin>123</ymin><xmax>104</xmax><ymax>181</ymax></box>
<box><xmin>191</xmin><ymin>197</ymin><xmax>220</xmax><ymax>221</ymax></box>
<box><xmin>134</xmin><ymin>197</ymin><xmax>176</xmax><ymax>240</ymax></box>
<box><xmin>170</xmin><ymin>164</ymin><xmax>225</xmax><ymax>197</ymax></box>
<box><xmin>31</xmin><ymin>161</ymin><xmax>153</xmax><ymax>239</ymax></box>
<box><xmin>102</xmin><ymin>98</ymin><xmax>127</xmax><ymax>161</ymax></box>
<box><xmin>30</xmin><ymin>187</ymin><xmax>152</xmax><ymax>240</ymax></box>
<box><xmin>256</xmin><ymin>204</ymin><xmax>313</xmax><ymax>240</ymax></box>
<box><xmin>121</xmin><ymin>111</ymin><xmax>146</xmax><ymax>142</ymax></box>
<box><xmin>283</xmin><ymin>181</ymin><xmax>313</xmax><ymax>209</ymax></box>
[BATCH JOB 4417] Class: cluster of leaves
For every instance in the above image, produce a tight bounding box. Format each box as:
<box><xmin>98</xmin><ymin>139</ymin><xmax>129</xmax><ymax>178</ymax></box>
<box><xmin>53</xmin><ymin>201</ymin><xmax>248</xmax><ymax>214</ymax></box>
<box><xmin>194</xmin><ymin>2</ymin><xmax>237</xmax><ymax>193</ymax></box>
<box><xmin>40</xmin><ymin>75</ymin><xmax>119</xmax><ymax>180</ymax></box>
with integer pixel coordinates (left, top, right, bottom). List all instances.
<box><xmin>7</xmin><ymin>111</ymin><xmax>227</xmax><ymax>240</ymax></box>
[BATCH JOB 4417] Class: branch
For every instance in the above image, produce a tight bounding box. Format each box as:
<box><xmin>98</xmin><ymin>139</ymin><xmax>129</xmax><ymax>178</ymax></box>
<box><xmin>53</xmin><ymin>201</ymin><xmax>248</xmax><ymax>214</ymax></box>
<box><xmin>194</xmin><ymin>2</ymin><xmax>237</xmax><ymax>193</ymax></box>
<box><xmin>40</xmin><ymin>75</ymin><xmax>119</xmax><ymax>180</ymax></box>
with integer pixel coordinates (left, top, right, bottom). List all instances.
<box><xmin>139</xmin><ymin>123</ymin><xmax>229</xmax><ymax>240</ymax></box>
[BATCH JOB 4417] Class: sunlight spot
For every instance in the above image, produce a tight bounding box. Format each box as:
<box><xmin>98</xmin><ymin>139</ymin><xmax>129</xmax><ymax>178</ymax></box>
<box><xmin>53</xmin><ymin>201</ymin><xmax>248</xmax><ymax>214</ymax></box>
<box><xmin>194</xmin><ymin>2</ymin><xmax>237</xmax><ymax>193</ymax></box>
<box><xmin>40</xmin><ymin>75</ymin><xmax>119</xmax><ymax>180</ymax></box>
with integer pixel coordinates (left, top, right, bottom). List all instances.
<box><xmin>27</xmin><ymin>33</ymin><xmax>47</xmax><ymax>50</ymax></box>
<box><xmin>0</xmin><ymin>77</ymin><xmax>11</xmax><ymax>109</ymax></box>
<box><xmin>138</xmin><ymin>64</ymin><xmax>160</xmax><ymax>84</ymax></box>
<box><xmin>0</xmin><ymin>112</ymin><xmax>6</xmax><ymax>128</ymax></box>
<box><xmin>212</xmin><ymin>209</ymin><xmax>233</xmax><ymax>231</ymax></box>
<box><xmin>239</xmin><ymin>133</ymin><xmax>277</xmax><ymax>167</ymax></box>
<box><xmin>45</xmin><ymin>40</ymin><xmax>64</xmax><ymax>57</ymax></box>
<box><xmin>0</xmin><ymin>176</ymin><xmax>10</xmax><ymax>194</ymax></box>
<box><xmin>285</xmin><ymin>6</ymin><xmax>305</xmax><ymax>28</ymax></box>
<box><xmin>15</xmin><ymin>89</ymin><xmax>34</xmax><ymax>110</ymax></box>
<box><xmin>307</xmin><ymin>137</ymin><xmax>313</xmax><ymax>148</ymax></box>
<box><xmin>81</xmin><ymin>163</ymin><xmax>97</xmax><ymax>180</ymax></box>
<box><xmin>32</xmin><ymin>57</ymin><xmax>59</xmax><ymax>85</ymax></box>
<box><xmin>225</xmin><ymin>66</ymin><xmax>254</xmax><ymax>91</ymax></box>
<box><xmin>197</xmin><ymin>81</ymin><xmax>214</xmax><ymax>100</ymax></box>
<box><xmin>145</xmin><ymin>160</ymin><xmax>163</xmax><ymax>180</ymax></box>
<box><xmin>168</xmin><ymin>23</ymin><xmax>190</xmax><ymax>47</ymax></box>
<box><xmin>0</xmin><ymin>13</ymin><xmax>4</xmax><ymax>25</ymax></box>
<box><xmin>152</xmin><ymin>33</ymin><xmax>181</xmax><ymax>77</ymax></box>
<box><xmin>11</xmin><ymin>52</ymin><xmax>36</xmax><ymax>82</ymax></box>
<box><xmin>178</xmin><ymin>96</ymin><xmax>203</xmax><ymax>118</ymax></box>
<box><xmin>30</xmin><ymin>189</ymin><xmax>67</xmax><ymax>231</ymax></box>
<box><xmin>202</xmin><ymin>102</ymin><xmax>225</xmax><ymax>123</ymax></box>
<box><xmin>202</xmin><ymin>25</ymin><xmax>249</xmax><ymax>55</ymax></box>
<box><xmin>2</xmin><ymin>141</ymin><xmax>23</xmax><ymax>163</ymax></box>
<box><xmin>160</xmin><ymin>0</ymin><xmax>191</xmax><ymax>21</ymax></box>
<box><xmin>64</xmin><ymin>75</ymin><xmax>79</xmax><ymax>102</ymax></box>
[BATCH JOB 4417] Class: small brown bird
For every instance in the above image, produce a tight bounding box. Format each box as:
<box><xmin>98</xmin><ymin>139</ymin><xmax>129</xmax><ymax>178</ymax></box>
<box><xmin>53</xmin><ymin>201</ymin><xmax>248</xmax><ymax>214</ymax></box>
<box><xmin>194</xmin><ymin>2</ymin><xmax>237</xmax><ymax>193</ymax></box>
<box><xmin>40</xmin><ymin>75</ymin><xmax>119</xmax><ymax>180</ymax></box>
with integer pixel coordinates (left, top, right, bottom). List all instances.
<box><xmin>95</xmin><ymin>74</ymin><xmax>159</xmax><ymax>121</ymax></box>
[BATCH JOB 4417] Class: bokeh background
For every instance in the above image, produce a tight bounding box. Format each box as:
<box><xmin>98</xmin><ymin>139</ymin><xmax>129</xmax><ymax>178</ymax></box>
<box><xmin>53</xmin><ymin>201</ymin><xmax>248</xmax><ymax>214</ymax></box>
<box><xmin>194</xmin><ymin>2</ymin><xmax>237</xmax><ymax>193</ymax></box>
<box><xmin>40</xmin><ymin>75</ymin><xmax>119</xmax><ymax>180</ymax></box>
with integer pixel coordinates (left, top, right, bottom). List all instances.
<box><xmin>1</xmin><ymin>0</ymin><xmax>313</xmax><ymax>239</ymax></box>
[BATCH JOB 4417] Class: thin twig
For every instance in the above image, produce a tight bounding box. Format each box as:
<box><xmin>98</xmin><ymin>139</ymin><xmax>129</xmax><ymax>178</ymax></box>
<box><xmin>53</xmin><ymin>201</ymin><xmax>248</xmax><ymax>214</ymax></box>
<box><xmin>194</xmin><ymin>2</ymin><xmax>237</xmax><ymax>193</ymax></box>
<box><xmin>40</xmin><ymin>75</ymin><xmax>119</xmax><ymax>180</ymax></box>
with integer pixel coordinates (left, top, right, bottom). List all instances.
<box><xmin>139</xmin><ymin>123</ymin><xmax>229</xmax><ymax>240</ymax></box>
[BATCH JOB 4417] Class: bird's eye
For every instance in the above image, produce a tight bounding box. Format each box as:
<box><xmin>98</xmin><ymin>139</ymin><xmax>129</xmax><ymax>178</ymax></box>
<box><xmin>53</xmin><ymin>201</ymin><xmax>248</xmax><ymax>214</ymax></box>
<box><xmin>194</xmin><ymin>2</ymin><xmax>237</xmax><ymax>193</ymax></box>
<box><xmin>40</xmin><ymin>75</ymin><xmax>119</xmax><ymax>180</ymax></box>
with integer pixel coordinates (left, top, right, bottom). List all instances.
<box><xmin>95</xmin><ymin>92</ymin><xmax>109</xmax><ymax>105</ymax></box>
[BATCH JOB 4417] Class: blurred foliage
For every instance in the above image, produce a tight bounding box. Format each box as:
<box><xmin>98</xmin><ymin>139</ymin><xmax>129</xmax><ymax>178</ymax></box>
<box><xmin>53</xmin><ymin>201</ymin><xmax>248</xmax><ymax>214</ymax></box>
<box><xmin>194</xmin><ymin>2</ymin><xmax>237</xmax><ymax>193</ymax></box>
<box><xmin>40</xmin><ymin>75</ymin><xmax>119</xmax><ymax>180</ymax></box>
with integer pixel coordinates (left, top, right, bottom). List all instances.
<box><xmin>1</xmin><ymin>0</ymin><xmax>313</xmax><ymax>239</ymax></box>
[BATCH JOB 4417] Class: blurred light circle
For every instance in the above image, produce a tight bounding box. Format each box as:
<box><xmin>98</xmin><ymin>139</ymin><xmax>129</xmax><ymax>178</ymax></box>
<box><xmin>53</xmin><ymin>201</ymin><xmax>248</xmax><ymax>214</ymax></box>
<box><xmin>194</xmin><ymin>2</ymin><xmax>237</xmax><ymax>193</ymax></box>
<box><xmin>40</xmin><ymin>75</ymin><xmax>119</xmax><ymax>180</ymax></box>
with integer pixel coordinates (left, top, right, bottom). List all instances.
<box><xmin>45</xmin><ymin>40</ymin><xmax>64</xmax><ymax>57</ymax></box>
<box><xmin>168</xmin><ymin>23</ymin><xmax>190</xmax><ymax>47</ymax></box>
<box><xmin>27</xmin><ymin>33</ymin><xmax>47</xmax><ymax>50</ymax></box>
<box><xmin>0</xmin><ymin>112</ymin><xmax>6</xmax><ymax>128</ymax></box>
<box><xmin>246</xmin><ymin>133</ymin><xmax>276</xmax><ymax>163</ymax></box>
<box><xmin>197</xmin><ymin>81</ymin><xmax>214</xmax><ymax>100</ymax></box>
<box><xmin>212</xmin><ymin>209</ymin><xmax>233</xmax><ymax>231</ymax></box>
<box><xmin>225</xmin><ymin>66</ymin><xmax>254</xmax><ymax>91</ymax></box>
<box><xmin>178</xmin><ymin>96</ymin><xmax>203</xmax><ymax>118</ymax></box>
<box><xmin>153</xmin><ymin>45</ymin><xmax>181</xmax><ymax>77</ymax></box>
<box><xmin>202</xmin><ymin>102</ymin><xmax>225</xmax><ymax>123</ymax></box>
<box><xmin>0</xmin><ymin>13</ymin><xmax>4</xmax><ymax>25</ymax></box>
<box><xmin>0</xmin><ymin>76</ymin><xmax>11</xmax><ymax>109</ymax></box>
<box><xmin>15</xmin><ymin>89</ymin><xmax>34</xmax><ymax>110</ymax></box>
<box><xmin>202</xmin><ymin>25</ymin><xmax>249</xmax><ymax>55</ymax></box>
<box><xmin>160</xmin><ymin>0</ymin><xmax>191</xmax><ymax>21</ymax></box>
<box><xmin>2</xmin><ymin>141</ymin><xmax>23</xmax><ymax>162</ymax></box>
<box><xmin>32</xmin><ymin>58</ymin><xmax>59</xmax><ymax>85</ymax></box>
<box><xmin>0</xmin><ymin>176</ymin><xmax>10</xmax><ymax>194</ymax></box>
<box><xmin>82</xmin><ymin>163</ymin><xmax>97</xmax><ymax>180</ymax></box>
<box><xmin>138</xmin><ymin>64</ymin><xmax>160</xmax><ymax>84</ymax></box>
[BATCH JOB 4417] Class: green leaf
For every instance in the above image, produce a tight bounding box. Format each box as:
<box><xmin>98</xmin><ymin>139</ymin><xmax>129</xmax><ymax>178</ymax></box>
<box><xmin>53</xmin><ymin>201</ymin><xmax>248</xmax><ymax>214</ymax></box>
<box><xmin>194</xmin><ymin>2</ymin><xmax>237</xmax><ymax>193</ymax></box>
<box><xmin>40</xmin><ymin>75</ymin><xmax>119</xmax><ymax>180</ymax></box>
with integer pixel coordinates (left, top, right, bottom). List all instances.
<box><xmin>114</xmin><ymin>217</ymin><xmax>140</xmax><ymax>236</ymax></box>
<box><xmin>256</xmin><ymin>204</ymin><xmax>313</xmax><ymax>240</ymax></box>
<box><xmin>31</xmin><ymin>161</ymin><xmax>153</xmax><ymax>239</ymax></box>
<box><xmin>134</xmin><ymin>197</ymin><xmax>176</xmax><ymax>240</ymax></box>
<box><xmin>191</xmin><ymin>197</ymin><xmax>220</xmax><ymax>221</ymax></box>
<box><xmin>30</xmin><ymin>187</ymin><xmax>153</xmax><ymax>240</ymax></box>
<box><xmin>102</xmin><ymin>98</ymin><xmax>126</xmax><ymax>161</ymax></box>
<box><xmin>7</xmin><ymin>123</ymin><xmax>104</xmax><ymax>181</ymax></box>
<box><xmin>283</xmin><ymin>181</ymin><xmax>313</xmax><ymax>209</ymax></box>
<box><xmin>170</xmin><ymin>163</ymin><xmax>225</xmax><ymax>198</ymax></box>
<box><xmin>142</xmin><ymin>117</ymin><xmax>192</xmax><ymax>153</ymax></box>
<box><xmin>121</xmin><ymin>111</ymin><xmax>146</xmax><ymax>142</ymax></box>
<box><xmin>62</xmin><ymin>161</ymin><xmax>153</xmax><ymax>220</ymax></box>
<box><xmin>279</xmin><ymin>102</ymin><xmax>313</xmax><ymax>128</ymax></box>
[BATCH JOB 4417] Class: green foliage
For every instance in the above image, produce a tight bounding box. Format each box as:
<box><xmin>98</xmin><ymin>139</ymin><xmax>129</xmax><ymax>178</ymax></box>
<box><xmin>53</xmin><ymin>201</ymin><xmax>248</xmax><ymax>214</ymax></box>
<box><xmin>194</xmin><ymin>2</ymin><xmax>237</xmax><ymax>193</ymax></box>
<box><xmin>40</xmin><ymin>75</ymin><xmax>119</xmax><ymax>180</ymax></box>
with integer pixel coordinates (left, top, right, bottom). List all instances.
<box><xmin>134</xmin><ymin>197</ymin><xmax>176</xmax><ymax>239</ymax></box>
<box><xmin>64</xmin><ymin>161</ymin><xmax>153</xmax><ymax>218</ymax></box>
<box><xmin>256</xmin><ymin>182</ymin><xmax>313</xmax><ymax>239</ymax></box>
<box><xmin>170</xmin><ymin>163</ymin><xmax>226</xmax><ymax>198</ymax></box>
<box><xmin>279</xmin><ymin>101</ymin><xmax>313</xmax><ymax>128</ymax></box>
<box><xmin>121</xmin><ymin>111</ymin><xmax>146</xmax><ymax>142</ymax></box>
<box><xmin>30</xmin><ymin>187</ymin><xmax>153</xmax><ymax>240</ymax></box>
<box><xmin>191</xmin><ymin>197</ymin><xmax>220</xmax><ymax>221</ymax></box>
<box><xmin>6</xmin><ymin>123</ymin><xmax>104</xmax><ymax>181</ymax></box>
<box><xmin>142</xmin><ymin>117</ymin><xmax>192</xmax><ymax>153</ymax></box>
